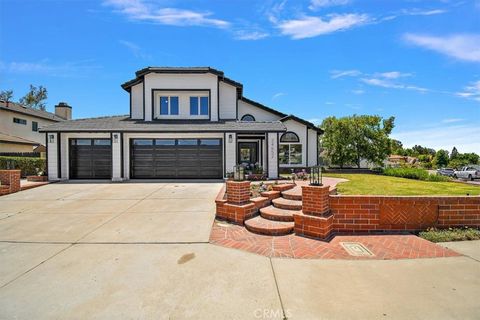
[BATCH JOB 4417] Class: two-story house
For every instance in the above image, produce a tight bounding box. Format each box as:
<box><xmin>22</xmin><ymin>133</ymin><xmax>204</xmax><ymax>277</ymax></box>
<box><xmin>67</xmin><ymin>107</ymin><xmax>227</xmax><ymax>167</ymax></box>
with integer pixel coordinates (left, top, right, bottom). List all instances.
<box><xmin>40</xmin><ymin>67</ymin><xmax>322</xmax><ymax>180</ymax></box>
<box><xmin>0</xmin><ymin>101</ymin><xmax>71</xmax><ymax>152</ymax></box>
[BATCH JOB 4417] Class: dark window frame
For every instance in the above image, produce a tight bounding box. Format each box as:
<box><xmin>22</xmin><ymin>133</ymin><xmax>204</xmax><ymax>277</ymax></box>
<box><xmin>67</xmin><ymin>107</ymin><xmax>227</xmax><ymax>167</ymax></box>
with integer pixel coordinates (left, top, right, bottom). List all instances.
<box><xmin>32</xmin><ymin>121</ymin><xmax>39</xmax><ymax>131</ymax></box>
<box><xmin>13</xmin><ymin>117</ymin><xmax>27</xmax><ymax>125</ymax></box>
<box><xmin>280</xmin><ymin>131</ymin><xmax>300</xmax><ymax>143</ymax></box>
<box><xmin>241</xmin><ymin>114</ymin><xmax>256</xmax><ymax>122</ymax></box>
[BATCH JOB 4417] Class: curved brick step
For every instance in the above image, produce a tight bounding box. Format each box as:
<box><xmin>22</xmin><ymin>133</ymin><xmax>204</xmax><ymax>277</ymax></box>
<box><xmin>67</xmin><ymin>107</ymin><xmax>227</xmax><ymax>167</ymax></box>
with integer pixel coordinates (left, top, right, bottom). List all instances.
<box><xmin>282</xmin><ymin>187</ymin><xmax>302</xmax><ymax>201</ymax></box>
<box><xmin>272</xmin><ymin>197</ymin><xmax>302</xmax><ymax>210</ymax></box>
<box><xmin>272</xmin><ymin>184</ymin><xmax>296</xmax><ymax>192</ymax></box>
<box><xmin>260</xmin><ymin>205</ymin><xmax>298</xmax><ymax>222</ymax></box>
<box><xmin>245</xmin><ymin>216</ymin><xmax>294</xmax><ymax>236</ymax></box>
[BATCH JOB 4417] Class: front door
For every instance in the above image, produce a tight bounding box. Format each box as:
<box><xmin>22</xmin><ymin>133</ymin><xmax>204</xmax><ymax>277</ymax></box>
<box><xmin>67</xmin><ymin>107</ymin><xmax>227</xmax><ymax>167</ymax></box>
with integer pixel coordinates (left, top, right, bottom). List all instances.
<box><xmin>238</xmin><ymin>142</ymin><xmax>258</xmax><ymax>165</ymax></box>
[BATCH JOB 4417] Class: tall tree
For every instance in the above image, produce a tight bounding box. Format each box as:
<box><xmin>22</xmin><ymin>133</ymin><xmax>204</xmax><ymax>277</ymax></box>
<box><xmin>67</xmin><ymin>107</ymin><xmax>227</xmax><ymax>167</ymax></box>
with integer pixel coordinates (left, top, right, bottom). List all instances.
<box><xmin>433</xmin><ymin>149</ymin><xmax>449</xmax><ymax>168</ymax></box>
<box><xmin>19</xmin><ymin>85</ymin><xmax>48</xmax><ymax>111</ymax></box>
<box><xmin>450</xmin><ymin>147</ymin><xmax>459</xmax><ymax>160</ymax></box>
<box><xmin>320</xmin><ymin>115</ymin><xmax>395</xmax><ymax>168</ymax></box>
<box><xmin>0</xmin><ymin>90</ymin><xmax>14</xmax><ymax>103</ymax></box>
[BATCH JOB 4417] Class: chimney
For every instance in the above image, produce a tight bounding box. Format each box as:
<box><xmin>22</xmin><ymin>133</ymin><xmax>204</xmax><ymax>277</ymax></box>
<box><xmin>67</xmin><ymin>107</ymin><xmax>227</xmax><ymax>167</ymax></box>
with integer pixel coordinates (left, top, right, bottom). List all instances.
<box><xmin>55</xmin><ymin>102</ymin><xmax>72</xmax><ymax>120</ymax></box>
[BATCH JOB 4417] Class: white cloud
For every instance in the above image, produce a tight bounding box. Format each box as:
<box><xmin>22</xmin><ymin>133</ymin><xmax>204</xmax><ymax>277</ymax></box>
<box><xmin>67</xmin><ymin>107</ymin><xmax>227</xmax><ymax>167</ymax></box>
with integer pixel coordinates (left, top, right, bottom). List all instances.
<box><xmin>276</xmin><ymin>13</ymin><xmax>370</xmax><ymax>39</ymax></box>
<box><xmin>308</xmin><ymin>118</ymin><xmax>323</xmax><ymax>125</ymax></box>
<box><xmin>375</xmin><ymin>71</ymin><xmax>411</xmax><ymax>79</ymax></box>
<box><xmin>401</xmin><ymin>8</ymin><xmax>447</xmax><ymax>16</ymax></box>
<box><xmin>272</xmin><ymin>92</ymin><xmax>286</xmax><ymax>99</ymax></box>
<box><xmin>325</xmin><ymin>101</ymin><xmax>335</xmax><ymax>105</ymax></box>
<box><xmin>104</xmin><ymin>0</ymin><xmax>230</xmax><ymax>28</ymax></box>
<box><xmin>119</xmin><ymin>40</ymin><xmax>151</xmax><ymax>59</ymax></box>
<box><xmin>351</xmin><ymin>89</ymin><xmax>364</xmax><ymax>94</ymax></box>
<box><xmin>442</xmin><ymin>118</ymin><xmax>464</xmax><ymax>123</ymax></box>
<box><xmin>392</xmin><ymin>124</ymin><xmax>480</xmax><ymax>153</ymax></box>
<box><xmin>361</xmin><ymin>77</ymin><xmax>428</xmax><ymax>92</ymax></box>
<box><xmin>309</xmin><ymin>0</ymin><xmax>350</xmax><ymax>10</ymax></box>
<box><xmin>330</xmin><ymin>69</ymin><xmax>361</xmax><ymax>79</ymax></box>
<box><xmin>0</xmin><ymin>59</ymin><xmax>101</xmax><ymax>77</ymax></box>
<box><xmin>455</xmin><ymin>80</ymin><xmax>480</xmax><ymax>102</ymax></box>
<box><xmin>403</xmin><ymin>33</ymin><xmax>480</xmax><ymax>63</ymax></box>
<box><xmin>234</xmin><ymin>30</ymin><xmax>269</xmax><ymax>40</ymax></box>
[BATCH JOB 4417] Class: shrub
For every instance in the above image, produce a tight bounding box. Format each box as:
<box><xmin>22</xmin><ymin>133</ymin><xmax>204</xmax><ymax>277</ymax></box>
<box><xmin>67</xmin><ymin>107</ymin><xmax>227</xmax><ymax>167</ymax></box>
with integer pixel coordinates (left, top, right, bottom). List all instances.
<box><xmin>0</xmin><ymin>156</ymin><xmax>46</xmax><ymax>177</ymax></box>
<box><xmin>419</xmin><ymin>227</ymin><xmax>480</xmax><ymax>243</ymax></box>
<box><xmin>382</xmin><ymin>167</ymin><xmax>450</xmax><ymax>182</ymax></box>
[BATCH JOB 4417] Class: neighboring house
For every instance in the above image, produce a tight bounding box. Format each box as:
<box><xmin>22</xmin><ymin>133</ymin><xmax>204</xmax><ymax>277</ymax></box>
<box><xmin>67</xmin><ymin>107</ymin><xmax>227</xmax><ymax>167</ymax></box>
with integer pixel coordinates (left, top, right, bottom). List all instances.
<box><xmin>0</xmin><ymin>101</ymin><xmax>71</xmax><ymax>152</ymax></box>
<box><xmin>387</xmin><ymin>155</ymin><xmax>418</xmax><ymax>167</ymax></box>
<box><xmin>40</xmin><ymin>67</ymin><xmax>322</xmax><ymax>181</ymax></box>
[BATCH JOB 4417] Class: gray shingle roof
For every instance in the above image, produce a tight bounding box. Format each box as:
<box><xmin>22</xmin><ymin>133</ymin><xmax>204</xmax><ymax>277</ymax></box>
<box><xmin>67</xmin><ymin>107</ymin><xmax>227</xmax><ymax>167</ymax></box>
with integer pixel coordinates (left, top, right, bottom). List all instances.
<box><xmin>0</xmin><ymin>101</ymin><xmax>65</xmax><ymax>121</ymax></box>
<box><xmin>39</xmin><ymin>115</ymin><xmax>287</xmax><ymax>132</ymax></box>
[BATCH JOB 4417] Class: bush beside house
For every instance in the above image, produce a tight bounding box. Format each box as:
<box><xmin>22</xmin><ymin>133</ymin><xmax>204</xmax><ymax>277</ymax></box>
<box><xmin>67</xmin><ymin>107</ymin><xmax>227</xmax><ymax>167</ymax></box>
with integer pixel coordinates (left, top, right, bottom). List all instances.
<box><xmin>0</xmin><ymin>156</ymin><xmax>46</xmax><ymax>177</ymax></box>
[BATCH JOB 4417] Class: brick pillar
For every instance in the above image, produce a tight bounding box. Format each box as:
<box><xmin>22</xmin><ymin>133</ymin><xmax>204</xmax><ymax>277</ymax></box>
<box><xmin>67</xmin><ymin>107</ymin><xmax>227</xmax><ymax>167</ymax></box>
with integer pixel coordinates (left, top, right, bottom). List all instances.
<box><xmin>301</xmin><ymin>185</ymin><xmax>330</xmax><ymax>216</ymax></box>
<box><xmin>226</xmin><ymin>181</ymin><xmax>251</xmax><ymax>204</ymax></box>
<box><xmin>0</xmin><ymin>170</ymin><xmax>21</xmax><ymax>193</ymax></box>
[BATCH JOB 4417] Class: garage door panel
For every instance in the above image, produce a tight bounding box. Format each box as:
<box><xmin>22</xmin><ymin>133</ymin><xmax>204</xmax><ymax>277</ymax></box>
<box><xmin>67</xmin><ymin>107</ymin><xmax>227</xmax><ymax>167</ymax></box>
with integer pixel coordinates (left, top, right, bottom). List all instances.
<box><xmin>131</xmin><ymin>138</ymin><xmax>222</xmax><ymax>179</ymax></box>
<box><xmin>69</xmin><ymin>139</ymin><xmax>111</xmax><ymax>179</ymax></box>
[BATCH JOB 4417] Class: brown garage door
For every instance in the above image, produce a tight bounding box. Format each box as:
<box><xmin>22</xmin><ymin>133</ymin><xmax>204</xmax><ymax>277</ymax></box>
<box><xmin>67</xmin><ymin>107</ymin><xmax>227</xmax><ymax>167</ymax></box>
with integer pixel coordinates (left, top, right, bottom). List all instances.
<box><xmin>69</xmin><ymin>138</ymin><xmax>112</xmax><ymax>179</ymax></box>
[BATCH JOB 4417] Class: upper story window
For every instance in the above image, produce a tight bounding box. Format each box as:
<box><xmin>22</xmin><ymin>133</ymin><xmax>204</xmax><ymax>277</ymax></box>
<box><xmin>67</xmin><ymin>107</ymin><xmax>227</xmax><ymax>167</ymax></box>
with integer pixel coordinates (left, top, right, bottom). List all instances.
<box><xmin>241</xmin><ymin>114</ymin><xmax>255</xmax><ymax>121</ymax></box>
<box><xmin>160</xmin><ymin>96</ymin><xmax>179</xmax><ymax>115</ymax></box>
<box><xmin>13</xmin><ymin>117</ymin><xmax>27</xmax><ymax>125</ymax></box>
<box><xmin>32</xmin><ymin>121</ymin><xmax>38</xmax><ymax>132</ymax></box>
<box><xmin>190</xmin><ymin>96</ymin><xmax>209</xmax><ymax>116</ymax></box>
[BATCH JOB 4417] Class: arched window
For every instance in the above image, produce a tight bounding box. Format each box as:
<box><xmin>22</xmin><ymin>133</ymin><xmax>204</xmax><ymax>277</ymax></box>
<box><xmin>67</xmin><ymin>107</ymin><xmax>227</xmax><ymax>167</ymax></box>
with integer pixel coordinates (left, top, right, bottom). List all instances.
<box><xmin>279</xmin><ymin>132</ymin><xmax>302</xmax><ymax>165</ymax></box>
<box><xmin>241</xmin><ymin>114</ymin><xmax>255</xmax><ymax>121</ymax></box>
<box><xmin>280</xmin><ymin>132</ymin><xmax>299</xmax><ymax>143</ymax></box>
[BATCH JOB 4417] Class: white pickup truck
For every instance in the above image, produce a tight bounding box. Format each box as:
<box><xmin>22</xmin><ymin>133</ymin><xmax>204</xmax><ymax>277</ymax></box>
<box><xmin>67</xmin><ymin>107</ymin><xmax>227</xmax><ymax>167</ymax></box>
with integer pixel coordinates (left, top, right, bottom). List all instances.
<box><xmin>453</xmin><ymin>165</ymin><xmax>480</xmax><ymax>181</ymax></box>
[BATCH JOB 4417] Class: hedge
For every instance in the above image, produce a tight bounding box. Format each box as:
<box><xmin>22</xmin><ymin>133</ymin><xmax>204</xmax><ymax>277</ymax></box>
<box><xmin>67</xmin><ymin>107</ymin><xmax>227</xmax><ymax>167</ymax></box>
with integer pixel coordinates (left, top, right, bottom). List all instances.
<box><xmin>382</xmin><ymin>167</ymin><xmax>450</xmax><ymax>182</ymax></box>
<box><xmin>0</xmin><ymin>156</ymin><xmax>46</xmax><ymax>177</ymax></box>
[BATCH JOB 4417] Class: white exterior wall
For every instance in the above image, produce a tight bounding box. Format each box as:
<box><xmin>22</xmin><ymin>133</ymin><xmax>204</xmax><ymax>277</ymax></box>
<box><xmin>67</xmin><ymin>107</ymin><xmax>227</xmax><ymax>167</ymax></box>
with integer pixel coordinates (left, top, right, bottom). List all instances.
<box><xmin>46</xmin><ymin>133</ymin><xmax>58</xmax><ymax>180</ymax></box>
<box><xmin>130</xmin><ymin>83</ymin><xmax>144</xmax><ymax>119</ymax></box>
<box><xmin>224</xmin><ymin>132</ymin><xmax>237</xmax><ymax>176</ymax></box>
<box><xmin>122</xmin><ymin>132</ymin><xmax>224</xmax><ymax>180</ymax></box>
<box><xmin>307</xmin><ymin>129</ymin><xmax>318</xmax><ymax>166</ymax></box>
<box><xmin>59</xmin><ymin>132</ymin><xmax>111</xmax><ymax>179</ymax></box>
<box><xmin>219</xmin><ymin>81</ymin><xmax>237</xmax><ymax>119</ymax></box>
<box><xmin>1</xmin><ymin>109</ymin><xmax>58</xmax><ymax>145</ymax></box>
<box><xmin>267</xmin><ymin>132</ymin><xmax>278</xmax><ymax>178</ymax></box>
<box><xmin>112</xmin><ymin>132</ymin><xmax>122</xmax><ymax>181</ymax></box>
<box><xmin>237</xmin><ymin>100</ymin><xmax>282</xmax><ymax>122</ymax></box>
<box><xmin>143</xmin><ymin>73</ymin><xmax>219</xmax><ymax>121</ymax></box>
<box><xmin>281</xmin><ymin>119</ymin><xmax>307</xmax><ymax>168</ymax></box>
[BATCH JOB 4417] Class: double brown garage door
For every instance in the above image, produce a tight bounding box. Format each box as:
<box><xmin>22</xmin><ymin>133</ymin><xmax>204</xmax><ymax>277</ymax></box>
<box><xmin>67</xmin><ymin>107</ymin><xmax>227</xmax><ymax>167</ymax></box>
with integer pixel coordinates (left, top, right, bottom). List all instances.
<box><xmin>130</xmin><ymin>138</ymin><xmax>223</xmax><ymax>179</ymax></box>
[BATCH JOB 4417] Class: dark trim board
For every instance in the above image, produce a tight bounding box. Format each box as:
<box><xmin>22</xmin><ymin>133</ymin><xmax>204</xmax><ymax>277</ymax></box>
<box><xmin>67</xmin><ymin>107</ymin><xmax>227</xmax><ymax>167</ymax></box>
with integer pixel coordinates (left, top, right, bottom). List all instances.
<box><xmin>110</xmin><ymin>133</ymin><xmax>113</xmax><ymax>179</ymax></box>
<box><xmin>223</xmin><ymin>132</ymin><xmax>226</xmax><ymax>177</ymax></box>
<box><xmin>277</xmin><ymin>132</ymin><xmax>280</xmax><ymax>178</ymax></box>
<box><xmin>142</xmin><ymin>77</ymin><xmax>146</xmax><ymax>120</ymax></box>
<box><xmin>120</xmin><ymin>132</ymin><xmax>124</xmax><ymax>179</ymax></box>
<box><xmin>129</xmin><ymin>90</ymin><xmax>132</xmax><ymax>118</ymax></box>
<box><xmin>217</xmin><ymin>78</ymin><xmax>220</xmax><ymax>120</ymax></box>
<box><xmin>150</xmin><ymin>88</ymin><xmax>212</xmax><ymax>122</ymax></box>
<box><xmin>306</xmin><ymin>127</ymin><xmax>309</xmax><ymax>167</ymax></box>
<box><xmin>45</xmin><ymin>132</ymin><xmax>49</xmax><ymax>177</ymax></box>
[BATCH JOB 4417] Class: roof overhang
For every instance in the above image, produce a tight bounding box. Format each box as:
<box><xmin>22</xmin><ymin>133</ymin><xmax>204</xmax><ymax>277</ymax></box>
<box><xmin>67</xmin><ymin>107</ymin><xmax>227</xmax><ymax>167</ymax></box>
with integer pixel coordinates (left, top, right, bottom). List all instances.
<box><xmin>280</xmin><ymin>115</ymin><xmax>324</xmax><ymax>134</ymax></box>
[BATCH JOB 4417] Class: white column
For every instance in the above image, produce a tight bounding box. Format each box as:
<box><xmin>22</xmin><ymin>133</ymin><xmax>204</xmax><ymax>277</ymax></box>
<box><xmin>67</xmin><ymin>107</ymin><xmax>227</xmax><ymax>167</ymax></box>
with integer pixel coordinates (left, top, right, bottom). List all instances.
<box><xmin>46</xmin><ymin>133</ymin><xmax>59</xmax><ymax>181</ymax></box>
<box><xmin>267</xmin><ymin>132</ymin><xmax>278</xmax><ymax>179</ymax></box>
<box><xmin>224</xmin><ymin>132</ymin><xmax>236</xmax><ymax>177</ymax></box>
<box><xmin>112</xmin><ymin>132</ymin><xmax>122</xmax><ymax>181</ymax></box>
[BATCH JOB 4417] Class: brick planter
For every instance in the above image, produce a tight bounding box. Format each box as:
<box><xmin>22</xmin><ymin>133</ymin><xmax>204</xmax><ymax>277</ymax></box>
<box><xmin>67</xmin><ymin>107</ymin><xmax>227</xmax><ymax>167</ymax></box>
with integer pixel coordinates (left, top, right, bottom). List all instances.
<box><xmin>301</xmin><ymin>185</ymin><xmax>330</xmax><ymax>216</ymax></box>
<box><xmin>26</xmin><ymin>175</ymin><xmax>48</xmax><ymax>182</ymax></box>
<box><xmin>0</xmin><ymin>170</ymin><xmax>21</xmax><ymax>196</ymax></box>
<box><xmin>226</xmin><ymin>180</ymin><xmax>251</xmax><ymax>204</ymax></box>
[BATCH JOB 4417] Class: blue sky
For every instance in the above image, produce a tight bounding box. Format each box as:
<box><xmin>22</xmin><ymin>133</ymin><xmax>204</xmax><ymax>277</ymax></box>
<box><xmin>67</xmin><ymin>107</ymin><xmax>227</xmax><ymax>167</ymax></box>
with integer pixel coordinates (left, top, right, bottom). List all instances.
<box><xmin>1</xmin><ymin>0</ymin><xmax>479</xmax><ymax>152</ymax></box>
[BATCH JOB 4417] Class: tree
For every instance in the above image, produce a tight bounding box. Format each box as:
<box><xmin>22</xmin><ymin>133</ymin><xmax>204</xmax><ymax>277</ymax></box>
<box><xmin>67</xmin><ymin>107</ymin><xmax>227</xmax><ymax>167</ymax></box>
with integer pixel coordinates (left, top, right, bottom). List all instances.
<box><xmin>19</xmin><ymin>85</ymin><xmax>47</xmax><ymax>110</ymax></box>
<box><xmin>0</xmin><ymin>90</ymin><xmax>13</xmax><ymax>103</ymax></box>
<box><xmin>450</xmin><ymin>147</ymin><xmax>459</xmax><ymax>160</ymax></box>
<box><xmin>433</xmin><ymin>149</ymin><xmax>449</xmax><ymax>168</ymax></box>
<box><xmin>389</xmin><ymin>139</ymin><xmax>403</xmax><ymax>155</ymax></box>
<box><xmin>320</xmin><ymin>115</ymin><xmax>395</xmax><ymax>168</ymax></box>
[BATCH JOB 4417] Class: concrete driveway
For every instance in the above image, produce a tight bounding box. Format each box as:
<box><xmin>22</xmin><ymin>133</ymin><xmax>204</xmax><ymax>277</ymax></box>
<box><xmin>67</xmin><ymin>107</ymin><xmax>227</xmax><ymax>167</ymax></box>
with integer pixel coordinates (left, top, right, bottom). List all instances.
<box><xmin>1</xmin><ymin>183</ymin><xmax>479</xmax><ymax>319</ymax></box>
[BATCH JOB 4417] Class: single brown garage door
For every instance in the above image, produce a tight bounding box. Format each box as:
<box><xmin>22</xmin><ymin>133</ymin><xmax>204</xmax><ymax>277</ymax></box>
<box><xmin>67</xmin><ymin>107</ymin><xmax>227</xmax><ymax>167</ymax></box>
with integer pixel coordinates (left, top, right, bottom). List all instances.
<box><xmin>130</xmin><ymin>138</ymin><xmax>223</xmax><ymax>179</ymax></box>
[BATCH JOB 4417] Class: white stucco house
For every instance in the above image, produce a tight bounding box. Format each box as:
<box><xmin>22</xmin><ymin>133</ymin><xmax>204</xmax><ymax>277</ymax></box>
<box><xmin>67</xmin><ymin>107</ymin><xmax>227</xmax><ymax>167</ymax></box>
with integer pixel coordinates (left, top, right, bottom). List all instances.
<box><xmin>40</xmin><ymin>67</ymin><xmax>322</xmax><ymax>181</ymax></box>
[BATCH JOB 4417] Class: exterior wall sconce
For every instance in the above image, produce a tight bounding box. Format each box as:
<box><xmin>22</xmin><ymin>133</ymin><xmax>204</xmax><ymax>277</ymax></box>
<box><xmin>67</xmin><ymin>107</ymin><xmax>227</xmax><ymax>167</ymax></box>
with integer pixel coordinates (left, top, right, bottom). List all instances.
<box><xmin>113</xmin><ymin>133</ymin><xmax>119</xmax><ymax>143</ymax></box>
<box><xmin>48</xmin><ymin>134</ymin><xmax>55</xmax><ymax>143</ymax></box>
<box><xmin>228</xmin><ymin>134</ymin><xmax>233</xmax><ymax>143</ymax></box>
<box><xmin>309</xmin><ymin>166</ymin><xmax>323</xmax><ymax>186</ymax></box>
<box><xmin>233</xmin><ymin>165</ymin><xmax>245</xmax><ymax>181</ymax></box>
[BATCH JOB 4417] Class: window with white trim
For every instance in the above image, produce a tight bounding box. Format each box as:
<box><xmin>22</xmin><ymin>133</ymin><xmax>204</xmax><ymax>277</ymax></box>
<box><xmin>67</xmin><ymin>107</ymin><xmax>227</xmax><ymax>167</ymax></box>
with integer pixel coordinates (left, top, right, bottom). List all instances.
<box><xmin>159</xmin><ymin>96</ymin><xmax>179</xmax><ymax>115</ymax></box>
<box><xmin>279</xmin><ymin>132</ymin><xmax>302</xmax><ymax>165</ymax></box>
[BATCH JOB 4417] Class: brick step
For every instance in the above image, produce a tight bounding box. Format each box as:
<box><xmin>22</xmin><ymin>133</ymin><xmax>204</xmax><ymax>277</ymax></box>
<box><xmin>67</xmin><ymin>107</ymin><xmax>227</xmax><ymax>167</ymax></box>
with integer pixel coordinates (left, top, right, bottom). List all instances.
<box><xmin>282</xmin><ymin>187</ymin><xmax>302</xmax><ymax>201</ymax></box>
<box><xmin>272</xmin><ymin>184</ymin><xmax>296</xmax><ymax>192</ymax></box>
<box><xmin>260</xmin><ymin>205</ymin><xmax>298</xmax><ymax>222</ymax></box>
<box><xmin>272</xmin><ymin>197</ymin><xmax>302</xmax><ymax>210</ymax></box>
<box><xmin>245</xmin><ymin>216</ymin><xmax>294</xmax><ymax>236</ymax></box>
<box><xmin>260</xmin><ymin>190</ymin><xmax>281</xmax><ymax>201</ymax></box>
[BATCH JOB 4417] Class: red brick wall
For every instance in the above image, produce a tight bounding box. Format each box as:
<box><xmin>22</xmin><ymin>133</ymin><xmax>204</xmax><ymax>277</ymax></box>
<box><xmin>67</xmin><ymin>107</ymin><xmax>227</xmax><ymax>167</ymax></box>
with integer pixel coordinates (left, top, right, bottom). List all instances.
<box><xmin>226</xmin><ymin>181</ymin><xmax>251</xmax><ymax>204</ymax></box>
<box><xmin>302</xmin><ymin>185</ymin><xmax>330</xmax><ymax>216</ymax></box>
<box><xmin>0</xmin><ymin>170</ymin><xmax>21</xmax><ymax>195</ymax></box>
<box><xmin>330</xmin><ymin>196</ymin><xmax>480</xmax><ymax>233</ymax></box>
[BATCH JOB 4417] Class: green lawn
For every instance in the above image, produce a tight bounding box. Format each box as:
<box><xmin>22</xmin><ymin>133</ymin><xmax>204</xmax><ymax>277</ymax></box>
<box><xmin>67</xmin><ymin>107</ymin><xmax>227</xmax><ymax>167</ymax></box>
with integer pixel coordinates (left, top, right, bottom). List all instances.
<box><xmin>324</xmin><ymin>173</ymin><xmax>480</xmax><ymax>196</ymax></box>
